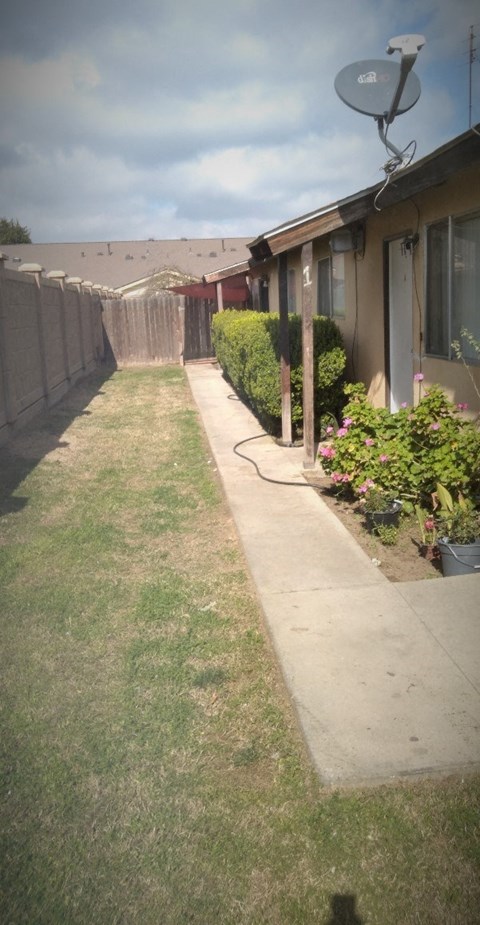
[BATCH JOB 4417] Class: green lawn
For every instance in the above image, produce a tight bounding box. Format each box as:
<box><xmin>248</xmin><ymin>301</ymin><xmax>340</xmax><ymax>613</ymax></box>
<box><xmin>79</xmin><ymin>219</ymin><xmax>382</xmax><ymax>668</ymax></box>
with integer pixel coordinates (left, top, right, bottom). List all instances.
<box><xmin>1</xmin><ymin>365</ymin><xmax>479</xmax><ymax>925</ymax></box>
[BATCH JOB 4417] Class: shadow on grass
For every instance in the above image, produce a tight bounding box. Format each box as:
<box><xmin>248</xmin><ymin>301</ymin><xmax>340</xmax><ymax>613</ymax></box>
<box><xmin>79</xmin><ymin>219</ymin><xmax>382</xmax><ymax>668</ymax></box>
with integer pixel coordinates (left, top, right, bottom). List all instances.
<box><xmin>325</xmin><ymin>893</ymin><xmax>364</xmax><ymax>924</ymax></box>
<box><xmin>0</xmin><ymin>364</ymin><xmax>117</xmax><ymax>517</ymax></box>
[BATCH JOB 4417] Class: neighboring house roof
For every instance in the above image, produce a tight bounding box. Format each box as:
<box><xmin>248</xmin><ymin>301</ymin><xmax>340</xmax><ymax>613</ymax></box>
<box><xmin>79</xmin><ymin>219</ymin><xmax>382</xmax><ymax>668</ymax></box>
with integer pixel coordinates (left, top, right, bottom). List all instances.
<box><xmin>248</xmin><ymin>125</ymin><xmax>480</xmax><ymax>261</ymax></box>
<box><xmin>1</xmin><ymin>237</ymin><xmax>253</xmax><ymax>291</ymax></box>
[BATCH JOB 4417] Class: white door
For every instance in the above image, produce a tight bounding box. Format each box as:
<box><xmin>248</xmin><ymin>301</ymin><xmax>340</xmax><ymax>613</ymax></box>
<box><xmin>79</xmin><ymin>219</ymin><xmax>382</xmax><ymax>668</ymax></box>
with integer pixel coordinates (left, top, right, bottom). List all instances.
<box><xmin>388</xmin><ymin>238</ymin><xmax>413</xmax><ymax>411</ymax></box>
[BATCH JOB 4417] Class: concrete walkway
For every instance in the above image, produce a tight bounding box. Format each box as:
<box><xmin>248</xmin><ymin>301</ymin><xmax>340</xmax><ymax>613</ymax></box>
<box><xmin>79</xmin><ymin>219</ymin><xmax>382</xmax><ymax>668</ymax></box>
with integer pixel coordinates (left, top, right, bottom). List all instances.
<box><xmin>186</xmin><ymin>362</ymin><xmax>480</xmax><ymax>787</ymax></box>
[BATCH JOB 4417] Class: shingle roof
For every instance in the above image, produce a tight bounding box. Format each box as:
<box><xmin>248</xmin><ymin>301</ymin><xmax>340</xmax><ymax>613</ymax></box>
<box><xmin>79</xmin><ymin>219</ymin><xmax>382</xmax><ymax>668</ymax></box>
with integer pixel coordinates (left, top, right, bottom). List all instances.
<box><xmin>1</xmin><ymin>237</ymin><xmax>253</xmax><ymax>291</ymax></box>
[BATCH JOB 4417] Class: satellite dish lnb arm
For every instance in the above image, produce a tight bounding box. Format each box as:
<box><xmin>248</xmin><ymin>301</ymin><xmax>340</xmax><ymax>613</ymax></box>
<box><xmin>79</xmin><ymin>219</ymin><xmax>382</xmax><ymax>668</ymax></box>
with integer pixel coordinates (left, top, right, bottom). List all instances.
<box><xmin>384</xmin><ymin>34</ymin><xmax>425</xmax><ymax>125</ymax></box>
<box><xmin>375</xmin><ymin>118</ymin><xmax>404</xmax><ymax>161</ymax></box>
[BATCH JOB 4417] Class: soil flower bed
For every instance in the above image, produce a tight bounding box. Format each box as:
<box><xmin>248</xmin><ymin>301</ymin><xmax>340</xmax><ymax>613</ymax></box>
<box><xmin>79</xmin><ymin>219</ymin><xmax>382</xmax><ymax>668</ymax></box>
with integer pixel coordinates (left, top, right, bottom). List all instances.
<box><xmin>306</xmin><ymin>475</ymin><xmax>442</xmax><ymax>583</ymax></box>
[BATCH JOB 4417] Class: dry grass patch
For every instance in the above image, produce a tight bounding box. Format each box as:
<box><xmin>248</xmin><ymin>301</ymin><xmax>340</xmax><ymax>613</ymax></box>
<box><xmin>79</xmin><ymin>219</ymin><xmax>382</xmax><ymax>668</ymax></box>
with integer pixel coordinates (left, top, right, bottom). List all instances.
<box><xmin>1</xmin><ymin>365</ymin><xmax>479</xmax><ymax>925</ymax></box>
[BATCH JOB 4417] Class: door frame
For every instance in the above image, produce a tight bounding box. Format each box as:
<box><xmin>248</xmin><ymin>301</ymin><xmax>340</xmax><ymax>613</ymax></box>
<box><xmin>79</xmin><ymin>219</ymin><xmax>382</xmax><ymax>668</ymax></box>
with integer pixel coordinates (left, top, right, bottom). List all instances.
<box><xmin>383</xmin><ymin>234</ymin><xmax>414</xmax><ymax>411</ymax></box>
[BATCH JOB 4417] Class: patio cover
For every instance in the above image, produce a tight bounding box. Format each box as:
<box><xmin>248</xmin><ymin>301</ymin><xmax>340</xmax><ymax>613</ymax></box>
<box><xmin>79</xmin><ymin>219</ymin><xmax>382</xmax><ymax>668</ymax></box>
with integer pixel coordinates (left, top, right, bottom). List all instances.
<box><xmin>169</xmin><ymin>272</ymin><xmax>249</xmax><ymax>303</ymax></box>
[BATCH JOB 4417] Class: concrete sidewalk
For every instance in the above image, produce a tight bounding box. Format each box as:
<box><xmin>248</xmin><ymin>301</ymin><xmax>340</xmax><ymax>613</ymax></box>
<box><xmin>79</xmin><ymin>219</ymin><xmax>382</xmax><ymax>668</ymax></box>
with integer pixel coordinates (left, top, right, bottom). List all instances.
<box><xmin>186</xmin><ymin>362</ymin><xmax>480</xmax><ymax>787</ymax></box>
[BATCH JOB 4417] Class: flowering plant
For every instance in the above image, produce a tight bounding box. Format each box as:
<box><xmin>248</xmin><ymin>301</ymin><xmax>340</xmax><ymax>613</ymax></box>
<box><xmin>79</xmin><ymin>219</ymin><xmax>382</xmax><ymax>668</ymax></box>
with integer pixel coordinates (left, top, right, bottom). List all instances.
<box><xmin>433</xmin><ymin>483</ymin><xmax>480</xmax><ymax>545</ymax></box>
<box><xmin>317</xmin><ymin>381</ymin><xmax>480</xmax><ymax>506</ymax></box>
<box><xmin>360</xmin><ymin>486</ymin><xmax>399</xmax><ymax>513</ymax></box>
<box><xmin>415</xmin><ymin>506</ymin><xmax>438</xmax><ymax>545</ymax></box>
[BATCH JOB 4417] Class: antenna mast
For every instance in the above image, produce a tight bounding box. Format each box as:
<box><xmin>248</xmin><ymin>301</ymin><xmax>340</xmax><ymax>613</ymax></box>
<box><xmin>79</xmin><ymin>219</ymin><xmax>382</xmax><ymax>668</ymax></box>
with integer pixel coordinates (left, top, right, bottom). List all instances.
<box><xmin>469</xmin><ymin>24</ymin><xmax>477</xmax><ymax>129</ymax></box>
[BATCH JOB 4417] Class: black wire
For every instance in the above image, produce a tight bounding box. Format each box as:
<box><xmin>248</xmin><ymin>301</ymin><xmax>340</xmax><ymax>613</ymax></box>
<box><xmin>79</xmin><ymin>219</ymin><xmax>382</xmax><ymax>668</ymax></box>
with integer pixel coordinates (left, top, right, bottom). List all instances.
<box><xmin>233</xmin><ymin>434</ymin><xmax>312</xmax><ymax>487</ymax></box>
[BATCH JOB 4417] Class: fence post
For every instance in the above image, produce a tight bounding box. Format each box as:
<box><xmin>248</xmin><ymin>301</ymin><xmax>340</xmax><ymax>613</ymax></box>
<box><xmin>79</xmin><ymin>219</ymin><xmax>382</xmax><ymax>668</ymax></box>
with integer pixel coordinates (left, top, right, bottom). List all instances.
<box><xmin>46</xmin><ymin>270</ymin><xmax>71</xmax><ymax>382</ymax></box>
<box><xmin>19</xmin><ymin>263</ymin><xmax>50</xmax><ymax>404</ymax></box>
<box><xmin>0</xmin><ymin>253</ymin><xmax>18</xmax><ymax>425</ymax></box>
<box><xmin>66</xmin><ymin>277</ymin><xmax>86</xmax><ymax>370</ymax></box>
<box><xmin>93</xmin><ymin>285</ymin><xmax>105</xmax><ymax>359</ymax></box>
<box><xmin>177</xmin><ymin>302</ymin><xmax>185</xmax><ymax>365</ymax></box>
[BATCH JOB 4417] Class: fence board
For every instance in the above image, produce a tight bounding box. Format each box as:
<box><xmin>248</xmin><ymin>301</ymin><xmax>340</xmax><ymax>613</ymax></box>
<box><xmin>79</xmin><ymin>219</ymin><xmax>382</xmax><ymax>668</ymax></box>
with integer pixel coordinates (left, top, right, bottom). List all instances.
<box><xmin>183</xmin><ymin>298</ymin><xmax>217</xmax><ymax>361</ymax></box>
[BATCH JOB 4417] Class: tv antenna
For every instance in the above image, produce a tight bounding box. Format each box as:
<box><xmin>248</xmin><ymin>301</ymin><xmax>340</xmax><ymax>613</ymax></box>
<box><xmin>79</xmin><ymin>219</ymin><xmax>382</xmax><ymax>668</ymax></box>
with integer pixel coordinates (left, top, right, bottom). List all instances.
<box><xmin>335</xmin><ymin>34</ymin><xmax>425</xmax><ymax>164</ymax></box>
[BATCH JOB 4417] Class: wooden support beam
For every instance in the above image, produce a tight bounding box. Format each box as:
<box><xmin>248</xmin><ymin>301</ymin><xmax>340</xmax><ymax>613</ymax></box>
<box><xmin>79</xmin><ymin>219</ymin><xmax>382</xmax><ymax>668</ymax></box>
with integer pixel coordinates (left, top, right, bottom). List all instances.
<box><xmin>277</xmin><ymin>253</ymin><xmax>292</xmax><ymax>445</ymax></box>
<box><xmin>216</xmin><ymin>281</ymin><xmax>224</xmax><ymax>312</ymax></box>
<box><xmin>301</xmin><ymin>242</ymin><xmax>315</xmax><ymax>468</ymax></box>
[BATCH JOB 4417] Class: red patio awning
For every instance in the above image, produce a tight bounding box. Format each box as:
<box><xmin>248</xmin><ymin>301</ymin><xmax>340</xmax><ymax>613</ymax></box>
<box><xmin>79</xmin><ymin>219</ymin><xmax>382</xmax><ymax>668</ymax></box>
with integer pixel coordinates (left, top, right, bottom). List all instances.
<box><xmin>169</xmin><ymin>273</ymin><xmax>249</xmax><ymax>303</ymax></box>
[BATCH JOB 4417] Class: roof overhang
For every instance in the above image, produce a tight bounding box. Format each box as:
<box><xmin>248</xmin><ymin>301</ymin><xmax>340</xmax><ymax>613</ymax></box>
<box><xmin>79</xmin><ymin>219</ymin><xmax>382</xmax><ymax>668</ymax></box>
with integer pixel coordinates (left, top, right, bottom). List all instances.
<box><xmin>202</xmin><ymin>259</ymin><xmax>250</xmax><ymax>284</ymax></box>
<box><xmin>248</xmin><ymin>125</ymin><xmax>480</xmax><ymax>260</ymax></box>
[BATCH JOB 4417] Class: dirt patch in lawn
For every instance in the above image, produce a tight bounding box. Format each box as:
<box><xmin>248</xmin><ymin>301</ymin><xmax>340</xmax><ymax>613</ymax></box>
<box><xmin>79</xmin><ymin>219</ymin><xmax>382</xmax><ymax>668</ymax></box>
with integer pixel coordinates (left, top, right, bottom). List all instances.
<box><xmin>304</xmin><ymin>475</ymin><xmax>442</xmax><ymax>583</ymax></box>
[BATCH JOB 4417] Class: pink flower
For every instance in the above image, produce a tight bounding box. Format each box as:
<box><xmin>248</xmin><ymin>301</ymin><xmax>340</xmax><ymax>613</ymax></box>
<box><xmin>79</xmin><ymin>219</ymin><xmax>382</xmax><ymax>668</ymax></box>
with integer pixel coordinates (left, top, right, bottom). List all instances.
<box><xmin>379</xmin><ymin>453</ymin><xmax>390</xmax><ymax>463</ymax></box>
<box><xmin>319</xmin><ymin>446</ymin><xmax>336</xmax><ymax>459</ymax></box>
<box><xmin>325</xmin><ymin>425</ymin><xmax>334</xmax><ymax>434</ymax></box>
<box><xmin>342</xmin><ymin>417</ymin><xmax>353</xmax><ymax>427</ymax></box>
<box><xmin>414</xmin><ymin>372</ymin><xmax>424</xmax><ymax>382</ymax></box>
<box><xmin>424</xmin><ymin>519</ymin><xmax>435</xmax><ymax>532</ymax></box>
<box><xmin>364</xmin><ymin>438</ymin><xmax>374</xmax><ymax>446</ymax></box>
<box><xmin>331</xmin><ymin>472</ymin><xmax>350</xmax><ymax>483</ymax></box>
<box><xmin>400</xmin><ymin>402</ymin><xmax>408</xmax><ymax>408</ymax></box>
<box><xmin>358</xmin><ymin>479</ymin><xmax>375</xmax><ymax>494</ymax></box>
<box><xmin>336</xmin><ymin>427</ymin><xmax>348</xmax><ymax>437</ymax></box>
<box><xmin>430</xmin><ymin>422</ymin><xmax>440</xmax><ymax>431</ymax></box>
<box><xmin>457</xmin><ymin>402</ymin><xmax>469</xmax><ymax>411</ymax></box>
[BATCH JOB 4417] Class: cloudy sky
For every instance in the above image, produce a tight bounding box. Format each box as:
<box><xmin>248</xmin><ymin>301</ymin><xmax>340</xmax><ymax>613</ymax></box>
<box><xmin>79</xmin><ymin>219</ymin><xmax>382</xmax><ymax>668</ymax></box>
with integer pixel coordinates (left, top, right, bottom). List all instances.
<box><xmin>1</xmin><ymin>0</ymin><xmax>479</xmax><ymax>243</ymax></box>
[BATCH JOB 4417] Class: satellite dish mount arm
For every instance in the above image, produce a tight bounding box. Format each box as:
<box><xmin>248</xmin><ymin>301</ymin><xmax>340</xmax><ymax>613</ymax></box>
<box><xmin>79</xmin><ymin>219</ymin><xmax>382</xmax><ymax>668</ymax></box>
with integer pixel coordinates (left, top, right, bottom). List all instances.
<box><xmin>376</xmin><ymin>34</ymin><xmax>425</xmax><ymax>160</ymax></box>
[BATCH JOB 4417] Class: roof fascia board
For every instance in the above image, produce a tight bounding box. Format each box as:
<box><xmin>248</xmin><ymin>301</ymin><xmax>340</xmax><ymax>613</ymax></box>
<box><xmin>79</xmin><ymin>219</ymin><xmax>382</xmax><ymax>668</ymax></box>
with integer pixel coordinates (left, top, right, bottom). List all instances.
<box><xmin>203</xmin><ymin>260</ymin><xmax>250</xmax><ymax>283</ymax></box>
<box><xmin>248</xmin><ymin>126</ymin><xmax>480</xmax><ymax>259</ymax></box>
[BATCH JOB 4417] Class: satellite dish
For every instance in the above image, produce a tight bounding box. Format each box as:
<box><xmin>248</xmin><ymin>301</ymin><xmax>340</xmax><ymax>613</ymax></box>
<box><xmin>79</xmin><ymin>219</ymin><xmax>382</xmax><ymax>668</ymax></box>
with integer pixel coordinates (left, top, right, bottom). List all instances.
<box><xmin>334</xmin><ymin>34</ymin><xmax>425</xmax><ymax>163</ymax></box>
<box><xmin>334</xmin><ymin>59</ymin><xmax>421</xmax><ymax>119</ymax></box>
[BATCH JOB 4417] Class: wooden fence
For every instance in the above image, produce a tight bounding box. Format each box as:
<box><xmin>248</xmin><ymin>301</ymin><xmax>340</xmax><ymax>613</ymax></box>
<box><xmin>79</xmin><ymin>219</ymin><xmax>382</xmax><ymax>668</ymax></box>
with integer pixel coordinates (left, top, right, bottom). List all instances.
<box><xmin>0</xmin><ymin>277</ymin><xmax>219</xmax><ymax>443</ymax></box>
<box><xmin>101</xmin><ymin>294</ymin><xmax>218</xmax><ymax>365</ymax></box>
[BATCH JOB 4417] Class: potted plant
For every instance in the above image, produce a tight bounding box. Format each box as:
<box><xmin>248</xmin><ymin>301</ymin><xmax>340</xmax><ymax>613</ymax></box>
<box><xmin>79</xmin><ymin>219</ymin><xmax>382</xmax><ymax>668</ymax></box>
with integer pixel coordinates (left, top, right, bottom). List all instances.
<box><xmin>359</xmin><ymin>485</ymin><xmax>402</xmax><ymax>534</ymax></box>
<box><xmin>434</xmin><ymin>483</ymin><xmax>480</xmax><ymax>577</ymax></box>
<box><xmin>415</xmin><ymin>506</ymin><xmax>439</xmax><ymax>561</ymax></box>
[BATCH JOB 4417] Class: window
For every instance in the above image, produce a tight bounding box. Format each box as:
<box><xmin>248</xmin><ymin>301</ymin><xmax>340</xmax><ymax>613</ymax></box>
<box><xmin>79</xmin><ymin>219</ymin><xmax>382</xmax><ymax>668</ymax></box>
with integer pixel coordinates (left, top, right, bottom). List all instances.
<box><xmin>316</xmin><ymin>255</ymin><xmax>345</xmax><ymax>318</ymax></box>
<box><xmin>317</xmin><ymin>258</ymin><xmax>331</xmax><ymax>316</ymax></box>
<box><xmin>426</xmin><ymin>211</ymin><xmax>480</xmax><ymax>360</ymax></box>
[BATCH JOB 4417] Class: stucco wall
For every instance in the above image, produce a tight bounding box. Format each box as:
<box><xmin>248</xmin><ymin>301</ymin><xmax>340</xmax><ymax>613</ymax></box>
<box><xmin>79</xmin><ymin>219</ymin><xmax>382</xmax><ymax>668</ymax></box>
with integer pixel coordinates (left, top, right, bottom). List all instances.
<box><xmin>0</xmin><ymin>266</ymin><xmax>104</xmax><ymax>445</ymax></box>
<box><xmin>250</xmin><ymin>162</ymin><xmax>480</xmax><ymax>413</ymax></box>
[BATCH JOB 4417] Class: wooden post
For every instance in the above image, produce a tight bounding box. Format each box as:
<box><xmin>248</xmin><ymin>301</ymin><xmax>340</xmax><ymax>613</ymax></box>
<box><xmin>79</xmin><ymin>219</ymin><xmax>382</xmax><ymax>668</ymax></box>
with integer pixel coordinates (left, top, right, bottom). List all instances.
<box><xmin>278</xmin><ymin>253</ymin><xmax>292</xmax><ymax>445</ymax></box>
<box><xmin>216</xmin><ymin>281</ymin><xmax>224</xmax><ymax>312</ymax></box>
<box><xmin>302</xmin><ymin>242</ymin><xmax>315</xmax><ymax>468</ymax></box>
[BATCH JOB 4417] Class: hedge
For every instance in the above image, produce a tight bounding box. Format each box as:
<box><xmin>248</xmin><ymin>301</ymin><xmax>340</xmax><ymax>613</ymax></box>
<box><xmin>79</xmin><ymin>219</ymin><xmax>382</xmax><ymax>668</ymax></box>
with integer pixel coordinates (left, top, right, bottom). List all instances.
<box><xmin>211</xmin><ymin>310</ymin><xmax>346</xmax><ymax>436</ymax></box>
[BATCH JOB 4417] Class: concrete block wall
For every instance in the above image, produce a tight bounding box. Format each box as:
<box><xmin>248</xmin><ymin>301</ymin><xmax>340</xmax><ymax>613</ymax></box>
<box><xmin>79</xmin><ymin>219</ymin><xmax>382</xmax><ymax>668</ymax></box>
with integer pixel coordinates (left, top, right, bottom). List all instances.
<box><xmin>0</xmin><ymin>258</ymin><xmax>110</xmax><ymax>445</ymax></box>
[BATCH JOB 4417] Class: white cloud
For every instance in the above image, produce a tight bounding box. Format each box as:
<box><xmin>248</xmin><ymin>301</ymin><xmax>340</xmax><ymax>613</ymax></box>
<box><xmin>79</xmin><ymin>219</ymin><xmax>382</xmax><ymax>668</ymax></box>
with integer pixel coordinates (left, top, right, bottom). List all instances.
<box><xmin>0</xmin><ymin>0</ymin><xmax>479</xmax><ymax>242</ymax></box>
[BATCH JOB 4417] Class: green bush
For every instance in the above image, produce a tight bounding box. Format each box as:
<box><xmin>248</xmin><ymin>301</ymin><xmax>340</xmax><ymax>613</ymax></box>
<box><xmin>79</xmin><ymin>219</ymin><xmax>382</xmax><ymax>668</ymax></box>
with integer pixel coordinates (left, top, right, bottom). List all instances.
<box><xmin>318</xmin><ymin>382</ymin><xmax>480</xmax><ymax>507</ymax></box>
<box><xmin>212</xmin><ymin>310</ymin><xmax>346</xmax><ymax>437</ymax></box>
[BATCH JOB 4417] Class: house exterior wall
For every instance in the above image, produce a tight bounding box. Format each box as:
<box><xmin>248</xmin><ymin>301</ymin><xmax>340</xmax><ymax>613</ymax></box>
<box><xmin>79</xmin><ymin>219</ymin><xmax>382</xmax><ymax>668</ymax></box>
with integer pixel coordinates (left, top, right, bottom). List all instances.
<box><xmin>250</xmin><ymin>162</ymin><xmax>480</xmax><ymax>413</ymax></box>
<box><xmin>353</xmin><ymin>163</ymin><xmax>480</xmax><ymax>410</ymax></box>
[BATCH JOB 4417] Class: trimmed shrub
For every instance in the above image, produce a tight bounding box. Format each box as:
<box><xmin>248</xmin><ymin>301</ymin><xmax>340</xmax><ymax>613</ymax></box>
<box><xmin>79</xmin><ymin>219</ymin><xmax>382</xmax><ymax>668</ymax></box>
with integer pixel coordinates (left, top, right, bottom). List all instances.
<box><xmin>212</xmin><ymin>310</ymin><xmax>346</xmax><ymax>436</ymax></box>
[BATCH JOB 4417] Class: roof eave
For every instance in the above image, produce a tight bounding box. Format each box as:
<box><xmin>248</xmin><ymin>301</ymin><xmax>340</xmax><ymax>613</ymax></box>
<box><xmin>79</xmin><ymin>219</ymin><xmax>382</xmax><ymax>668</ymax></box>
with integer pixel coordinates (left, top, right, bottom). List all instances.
<box><xmin>248</xmin><ymin>125</ymin><xmax>480</xmax><ymax>260</ymax></box>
